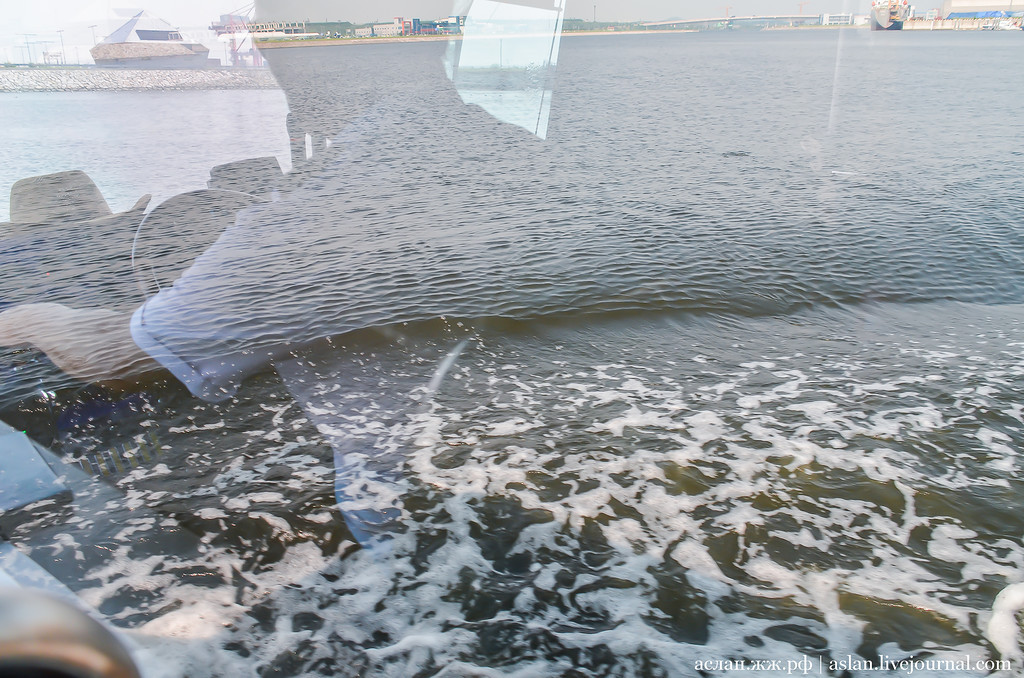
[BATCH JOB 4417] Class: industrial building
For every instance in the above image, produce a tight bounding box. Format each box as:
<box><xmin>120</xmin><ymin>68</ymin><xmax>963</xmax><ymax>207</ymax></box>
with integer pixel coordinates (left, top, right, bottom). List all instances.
<box><xmin>355</xmin><ymin>18</ymin><xmax>412</xmax><ymax>38</ymax></box>
<box><xmin>90</xmin><ymin>11</ymin><xmax>213</xmax><ymax>69</ymax></box>
<box><xmin>941</xmin><ymin>0</ymin><xmax>1024</xmax><ymax>15</ymax></box>
<box><xmin>354</xmin><ymin>16</ymin><xmax>463</xmax><ymax>38</ymax></box>
<box><xmin>821</xmin><ymin>13</ymin><xmax>855</xmax><ymax>24</ymax></box>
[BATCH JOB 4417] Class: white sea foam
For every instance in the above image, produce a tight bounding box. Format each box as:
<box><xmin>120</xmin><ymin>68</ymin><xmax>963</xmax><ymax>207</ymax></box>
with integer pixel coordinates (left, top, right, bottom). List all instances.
<box><xmin>29</xmin><ymin>304</ymin><xmax>1024</xmax><ymax>676</ymax></box>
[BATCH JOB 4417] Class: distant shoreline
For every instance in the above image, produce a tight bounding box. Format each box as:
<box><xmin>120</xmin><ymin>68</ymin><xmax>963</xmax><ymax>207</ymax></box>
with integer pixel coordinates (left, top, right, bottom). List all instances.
<box><xmin>253</xmin><ymin>29</ymin><xmax>702</xmax><ymax>49</ymax></box>
<box><xmin>4</xmin><ymin>20</ymin><xmax>980</xmax><ymax>93</ymax></box>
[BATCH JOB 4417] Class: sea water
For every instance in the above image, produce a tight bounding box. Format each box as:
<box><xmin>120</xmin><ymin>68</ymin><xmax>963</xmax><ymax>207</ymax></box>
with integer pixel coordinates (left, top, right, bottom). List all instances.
<box><xmin>1</xmin><ymin>29</ymin><xmax>1023</xmax><ymax>677</ymax></box>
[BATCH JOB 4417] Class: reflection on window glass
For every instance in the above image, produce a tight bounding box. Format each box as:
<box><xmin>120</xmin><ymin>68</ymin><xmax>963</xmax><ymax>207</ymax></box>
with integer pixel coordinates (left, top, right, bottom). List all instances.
<box><xmin>450</xmin><ymin>0</ymin><xmax>565</xmax><ymax>138</ymax></box>
<box><xmin>2</xmin><ymin>1</ymin><xmax>1024</xmax><ymax>675</ymax></box>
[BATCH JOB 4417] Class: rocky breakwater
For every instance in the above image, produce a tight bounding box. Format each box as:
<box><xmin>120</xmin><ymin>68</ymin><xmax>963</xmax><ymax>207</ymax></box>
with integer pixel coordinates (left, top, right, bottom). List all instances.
<box><xmin>0</xmin><ymin>67</ymin><xmax>278</xmax><ymax>93</ymax></box>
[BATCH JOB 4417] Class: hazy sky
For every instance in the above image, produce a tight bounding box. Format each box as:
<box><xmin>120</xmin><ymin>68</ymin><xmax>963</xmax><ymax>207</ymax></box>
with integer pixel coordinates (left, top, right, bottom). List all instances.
<box><xmin>1</xmin><ymin>0</ymin><xmax>875</xmax><ymax>63</ymax></box>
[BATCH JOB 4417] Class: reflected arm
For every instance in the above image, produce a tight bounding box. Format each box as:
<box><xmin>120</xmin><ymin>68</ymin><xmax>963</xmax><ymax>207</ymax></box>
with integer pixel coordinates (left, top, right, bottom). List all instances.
<box><xmin>0</xmin><ymin>303</ymin><xmax>160</xmax><ymax>384</ymax></box>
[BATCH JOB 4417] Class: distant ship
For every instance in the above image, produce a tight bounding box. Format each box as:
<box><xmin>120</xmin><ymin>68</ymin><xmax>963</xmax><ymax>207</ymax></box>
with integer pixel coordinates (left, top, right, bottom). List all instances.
<box><xmin>870</xmin><ymin>0</ymin><xmax>910</xmax><ymax>30</ymax></box>
<box><xmin>90</xmin><ymin>11</ymin><xmax>213</xmax><ymax>69</ymax></box>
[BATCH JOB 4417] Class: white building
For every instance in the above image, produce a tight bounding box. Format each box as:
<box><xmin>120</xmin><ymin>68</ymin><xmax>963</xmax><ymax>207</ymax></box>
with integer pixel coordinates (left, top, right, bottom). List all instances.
<box><xmin>821</xmin><ymin>12</ymin><xmax>855</xmax><ymax>24</ymax></box>
<box><xmin>942</xmin><ymin>0</ymin><xmax>1022</xmax><ymax>14</ymax></box>
<box><xmin>89</xmin><ymin>11</ymin><xmax>211</xmax><ymax>69</ymax></box>
<box><xmin>372</xmin><ymin>19</ymin><xmax>406</xmax><ymax>37</ymax></box>
<box><xmin>356</xmin><ymin>18</ymin><xmax>412</xmax><ymax>38</ymax></box>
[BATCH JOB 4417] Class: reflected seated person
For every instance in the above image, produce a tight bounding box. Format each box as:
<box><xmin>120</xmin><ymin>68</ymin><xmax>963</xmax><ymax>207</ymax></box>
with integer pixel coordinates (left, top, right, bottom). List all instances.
<box><xmin>0</xmin><ymin>0</ymin><xmax>590</xmax><ymax>547</ymax></box>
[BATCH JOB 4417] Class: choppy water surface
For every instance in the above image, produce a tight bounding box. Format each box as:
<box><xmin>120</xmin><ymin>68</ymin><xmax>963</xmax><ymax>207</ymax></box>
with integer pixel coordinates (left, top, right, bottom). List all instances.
<box><xmin>2</xmin><ymin>30</ymin><xmax>1024</xmax><ymax>677</ymax></box>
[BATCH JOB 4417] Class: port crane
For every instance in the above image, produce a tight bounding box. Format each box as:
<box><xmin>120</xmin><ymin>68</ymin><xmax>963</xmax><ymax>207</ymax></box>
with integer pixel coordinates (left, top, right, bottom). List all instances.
<box><xmin>211</xmin><ymin>2</ymin><xmax>261</xmax><ymax>68</ymax></box>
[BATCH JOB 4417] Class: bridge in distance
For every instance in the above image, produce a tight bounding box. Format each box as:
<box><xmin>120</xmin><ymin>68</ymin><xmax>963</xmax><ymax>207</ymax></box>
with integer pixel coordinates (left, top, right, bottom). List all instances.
<box><xmin>642</xmin><ymin>14</ymin><xmax>822</xmax><ymax>28</ymax></box>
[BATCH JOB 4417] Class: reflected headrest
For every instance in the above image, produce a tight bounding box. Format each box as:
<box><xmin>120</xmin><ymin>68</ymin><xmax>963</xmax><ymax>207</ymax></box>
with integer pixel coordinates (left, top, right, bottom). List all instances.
<box><xmin>9</xmin><ymin>170</ymin><xmax>113</xmax><ymax>224</ymax></box>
